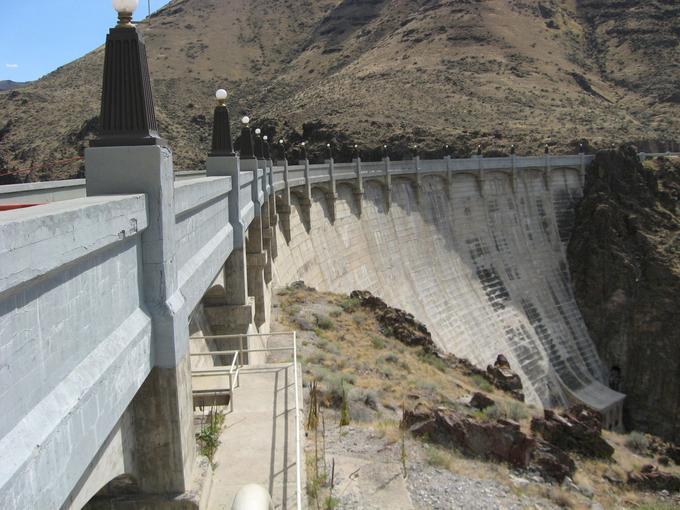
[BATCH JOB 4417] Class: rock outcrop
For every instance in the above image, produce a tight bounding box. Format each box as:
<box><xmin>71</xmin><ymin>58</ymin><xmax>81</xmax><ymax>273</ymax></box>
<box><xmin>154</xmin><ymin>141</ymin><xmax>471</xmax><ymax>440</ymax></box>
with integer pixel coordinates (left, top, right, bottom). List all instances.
<box><xmin>627</xmin><ymin>464</ymin><xmax>680</xmax><ymax>492</ymax></box>
<box><xmin>568</xmin><ymin>149</ymin><xmax>680</xmax><ymax>442</ymax></box>
<box><xmin>486</xmin><ymin>355</ymin><xmax>524</xmax><ymax>401</ymax></box>
<box><xmin>531</xmin><ymin>405</ymin><xmax>614</xmax><ymax>459</ymax></box>
<box><xmin>402</xmin><ymin>403</ymin><xmax>576</xmax><ymax>481</ymax></box>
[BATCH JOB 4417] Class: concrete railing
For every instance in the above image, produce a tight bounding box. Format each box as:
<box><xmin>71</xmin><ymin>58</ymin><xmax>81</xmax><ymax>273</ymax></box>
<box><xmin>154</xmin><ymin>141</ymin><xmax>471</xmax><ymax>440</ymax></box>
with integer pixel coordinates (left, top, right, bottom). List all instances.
<box><xmin>0</xmin><ymin>194</ymin><xmax>152</xmax><ymax>509</ymax></box>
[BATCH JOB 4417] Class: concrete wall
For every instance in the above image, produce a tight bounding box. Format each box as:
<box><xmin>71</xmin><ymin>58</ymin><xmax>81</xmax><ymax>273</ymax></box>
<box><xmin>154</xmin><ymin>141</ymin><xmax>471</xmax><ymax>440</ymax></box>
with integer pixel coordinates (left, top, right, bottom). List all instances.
<box><xmin>0</xmin><ymin>195</ymin><xmax>152</xmax><ymax>509</ymax></box>
<box><xmin>272</xmin><ymin>170</ymin><xmax>624</xmax><ymax>421</ymax></box>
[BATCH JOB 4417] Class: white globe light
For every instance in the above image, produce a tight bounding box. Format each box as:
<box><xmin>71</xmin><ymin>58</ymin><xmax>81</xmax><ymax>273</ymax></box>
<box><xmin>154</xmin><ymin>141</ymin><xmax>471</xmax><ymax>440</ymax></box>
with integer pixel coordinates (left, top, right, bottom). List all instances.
<box><xmin>279</xmin><ymin>139</ymin><xmax>284</xmax><ymax>144</ymax></box>
<box><xmin>326</xmin><ymin>143</ymin><xmax>331</xmax><ymax>148</ymax></box>
<box><xmin>263</xmin><ymin>135</ymin><xmax>268</xmax><ymax>141</ymax></box>
<box><xmin>112</xmin><ymin>0</ymin><xmax>139</xmax><ymax>13</ymax></box>
<box><xmin>241</xmin><ymin>116</ymin><xmax>250</xmax><ymax>125</ymax></box>
<box><xmin>215</xmin><ymin>89</ymin><xmax>228</xmax><ymax>101</ymax></box>
<box><xmin>255</xmin><ymin>128</ymin><xmax>261</xmax><ymax>135</ymax></box>
<box><xmin>301</xmin><ymin>141</ymin><xmax>306</xmax><ymax>146</ymax></box>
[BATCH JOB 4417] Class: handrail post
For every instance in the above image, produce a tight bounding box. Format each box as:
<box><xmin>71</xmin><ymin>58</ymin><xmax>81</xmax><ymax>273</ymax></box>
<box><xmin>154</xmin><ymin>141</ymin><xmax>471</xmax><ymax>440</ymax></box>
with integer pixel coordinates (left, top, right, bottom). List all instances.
<box><xmin>383</xmin><ymin>156</ymin><xmax>392</xmax><ymax>211</ymax></box>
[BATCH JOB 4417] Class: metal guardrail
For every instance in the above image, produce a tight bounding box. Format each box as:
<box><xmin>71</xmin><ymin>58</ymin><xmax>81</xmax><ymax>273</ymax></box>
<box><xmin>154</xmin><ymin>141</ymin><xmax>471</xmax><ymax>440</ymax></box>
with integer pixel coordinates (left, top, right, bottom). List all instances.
<box><xmin>189</xmin><ymin>332</ymin><xmax>303</xmax><ymax>509</ymax></box>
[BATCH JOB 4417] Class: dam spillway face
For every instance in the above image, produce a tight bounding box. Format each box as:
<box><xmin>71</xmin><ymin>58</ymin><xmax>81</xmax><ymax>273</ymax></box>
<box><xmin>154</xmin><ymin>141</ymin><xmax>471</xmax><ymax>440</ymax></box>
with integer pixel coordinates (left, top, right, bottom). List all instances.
<box><xmin>274</xmin><ymin>169</ymin><xmax>624</xmax><ymax>418</ymax></box>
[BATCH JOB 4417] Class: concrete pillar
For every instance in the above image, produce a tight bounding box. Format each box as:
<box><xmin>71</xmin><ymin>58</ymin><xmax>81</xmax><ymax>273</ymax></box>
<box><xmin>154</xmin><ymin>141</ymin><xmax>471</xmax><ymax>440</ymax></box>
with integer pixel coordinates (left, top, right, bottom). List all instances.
<box><xmin>205</xmin><ymin>155</ymin><xmax>255</xmax><ymax>324</ymax></box>
<box><xmin>86</xmin><ymin>145</ymin><xmax>195</xmax><ymax>495</ymax></box>
<box><xmin>543</xmin><ymin>153</ymin><xmax>551</xmax><ymax>192</ymax></box>
<box><xmin>300</xmin><ymin>158</ymin><xmax>312</xmax><ymax>231</ymax></box>
<box><xmin>383</xmin><ymin>156</ymin><xmax>392</xmax><ymax>211</ymax></box>
<box><xmin>445</xmin><ymin>155</ymin><xmax>452</xmax><ymax>199</ymax></box>
<box><xmin>325</xmin><ymin>158</ymin><xmax>337</xmax><ymax>222</ymax></box>
<box><xmin>414</xmin><ymin>155</ymin><xmax>422</xmax><ymax>204</ymax></box>
<box><xmin>353</xmin><ymin>157</ymin><xmax>364</xmax><ymax>216</ymax></box>
<box><xmin>261</xmin><ymin>199</ymin><xmax>273</xmax><ymax>284</ymax></box>
<box><xmin>267</xmin><ymin>159</ymin><xmax>278</xmax><ymax>260</ymax></box>
<box><xmin>510</xmin><ymin>154</ymin><xmax>519</xmax><ymax>194</ymax></box>
<box><xmin>277</xmin><ymin>159</ymin><xmax>292</xmax><ymax>242</ymax></box>
<box><xmin>477</xmin><ymin>154</ymin><xmax>486</xmax><ymax>197</ymax></box>
<box><xmin>242</xmin><ymin>157</ymin><xmax>267</xmax><ymax>327</ymax></box>
<box><xmin>579</xmin><ymin>152</ymin><xmax>587</xmax><ymax>187</ymax></box>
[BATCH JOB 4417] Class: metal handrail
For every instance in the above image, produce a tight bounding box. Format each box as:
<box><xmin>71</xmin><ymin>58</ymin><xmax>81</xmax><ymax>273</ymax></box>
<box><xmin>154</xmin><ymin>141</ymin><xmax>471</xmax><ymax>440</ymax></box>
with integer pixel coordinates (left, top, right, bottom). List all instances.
<box><xmin>190</xmin><ymin>331</ymin><xmax>303</xmax><ymax>508</ymax></box>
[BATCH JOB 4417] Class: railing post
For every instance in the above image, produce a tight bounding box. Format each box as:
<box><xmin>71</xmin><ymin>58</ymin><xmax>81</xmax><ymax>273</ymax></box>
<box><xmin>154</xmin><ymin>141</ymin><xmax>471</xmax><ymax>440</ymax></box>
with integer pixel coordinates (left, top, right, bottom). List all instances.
<box><xmin>579</xmin><ymin>151</ymin><xmax>586</xmax><ymax>188</ymax></box>
<box><xmin>511</xmin><ymin>153</ymin><xmax>518</xmax><ymax>194</ymax></box>
<box><xmin>543</xmin><ymin>152</ymin><xmax>551</xmax><ymax>192</ymax></box>
<box><xmin>414</xmin><ymin>155</ymin><xmax>422</xmax><ymax>204</ymax></box>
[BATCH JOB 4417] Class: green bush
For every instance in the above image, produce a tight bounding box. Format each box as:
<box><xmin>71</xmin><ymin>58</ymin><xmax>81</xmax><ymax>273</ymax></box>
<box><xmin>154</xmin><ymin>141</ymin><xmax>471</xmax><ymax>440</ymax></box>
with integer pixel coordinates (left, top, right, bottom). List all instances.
<box><xmin>379</xmin><ymin>353</ymin><xmax>400</xmax><ymax>364</ymax></box>
<box><xmin>418</xmin><ymin>352</ymin><xmax>448</xmax><ymax>372</ymax></box>
<box><xmin>339</xmin><ymin>296</ymin><xmax>361</xmax><ymax>312</ymax></box>
<box><xmin>370</xmin><ymin>335</ymin><xmax>385</xmax><ymax>349</ymax></box>
<box><xmin>471</xmin><ymin>374</ymin><xmax>493</xmax><ymax>392</ymax></box>
<box><xmin>315</xmin><ymin>314</ymin><xmax>334</xmax><ymax>330</ymax></box>
<box><xmin>625</xmin><ymin>431</ymin><xmax>649</xmax><ymax>453</ymax></box>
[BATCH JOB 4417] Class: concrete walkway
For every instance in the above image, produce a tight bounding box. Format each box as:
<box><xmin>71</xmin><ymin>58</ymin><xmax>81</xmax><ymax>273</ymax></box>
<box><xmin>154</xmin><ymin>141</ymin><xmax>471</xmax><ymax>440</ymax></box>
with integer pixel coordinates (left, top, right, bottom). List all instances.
<box><xmin>207</xmin><ymin>363</ymin><xmax>303</xmax><ymax>509</ymax></box>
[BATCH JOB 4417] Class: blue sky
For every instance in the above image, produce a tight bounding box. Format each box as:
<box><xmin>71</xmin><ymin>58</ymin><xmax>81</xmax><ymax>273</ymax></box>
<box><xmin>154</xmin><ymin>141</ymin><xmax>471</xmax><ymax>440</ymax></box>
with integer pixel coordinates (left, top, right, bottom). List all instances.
<box><xmin>0</xmin><ymin>0</ymin><xmax>171</xmax><ymax>82</ymax></box>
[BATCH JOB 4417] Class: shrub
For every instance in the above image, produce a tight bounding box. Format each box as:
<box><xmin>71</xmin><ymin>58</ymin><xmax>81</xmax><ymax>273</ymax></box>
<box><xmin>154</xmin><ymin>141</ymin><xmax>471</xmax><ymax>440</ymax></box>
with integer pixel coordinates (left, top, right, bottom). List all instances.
<box><xmin>425</xmin><ymin>447</ymin><xmax>452</xmax><ymax>470</ymax></box>
<box><xmin>329</xmin><ymin>309</ymin><xmax>341</xmax><ymax>318</ymax></box>
<box><xmin>471</xmin><ymin>374</ymin><xmax>493</xmax><ymax>392</ymax></box>
<box><xmin>480</xmin><ymin>401</ymin><xmax>528</xmax><ymax>422</ymax></box>
<box><xmin>370</xmin><ymin>336</ymin><xmax>385</xmax><ymax>349</ymax></box>
<box><xmin>625</xmin><ymin>431</ymin><xmax>649</xmax><ymax>453</ymax></box>
<box><xmin>418</xmin><ymin>352</ymin><xmax>447</xmax><ymax>372</ymax></box>
<box><xmin>339</xmin><ymin>296</ymin><xmax>360</xmax><ymax>312</ymax></box>
<box><xmin>315</xmin><ymin>314</ymin><xmax>334</xmax><ymax>330</ymax></box>
<box><xmin>379</xmin><ymin>353</ymin><xmax>400</xmax><ymax>364</ymax></box>
<box><xmin>352</xmin><ymin>313</ymin><xmax>367</xmax><ymax>326</ymax></box>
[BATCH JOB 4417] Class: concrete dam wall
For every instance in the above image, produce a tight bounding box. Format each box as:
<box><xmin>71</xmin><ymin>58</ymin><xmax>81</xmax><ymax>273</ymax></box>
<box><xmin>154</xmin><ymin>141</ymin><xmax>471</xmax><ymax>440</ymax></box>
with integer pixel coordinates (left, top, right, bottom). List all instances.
<box><xmin>273</xmin><ymin>169</ymin><xmax>624</xmax><ymax>420</ymax></box>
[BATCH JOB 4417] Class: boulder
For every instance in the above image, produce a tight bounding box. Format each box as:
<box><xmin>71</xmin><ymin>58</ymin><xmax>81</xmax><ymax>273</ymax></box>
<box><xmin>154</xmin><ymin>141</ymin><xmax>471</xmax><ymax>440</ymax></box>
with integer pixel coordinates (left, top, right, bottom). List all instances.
<box><xmin>486</xmin><ymin>354</ymin><xmax>524</xmax><ymax>401</ymax></box>
<box><xmin>530</xmin><ymin>440</ymin><xmax>576</xmax><ymax>482</ymax></box>
<box><xmin>627</xmin><ymin>464</ymin><xmax>680</xmax><ymax>492</ymax></box>
<box><xmin>531</xmin><ymin>406</ymin><xmax>614</xmax><ymax>459</ymax></box>
<box><xmin>403</xmin><ymin>404</ymin><xmax>535</xmax><ymax>467</ymax></box>
<box><xmin>469</xmin><ymin>392</ymin><xmax>495</xmax><ymax>410</ymax></box>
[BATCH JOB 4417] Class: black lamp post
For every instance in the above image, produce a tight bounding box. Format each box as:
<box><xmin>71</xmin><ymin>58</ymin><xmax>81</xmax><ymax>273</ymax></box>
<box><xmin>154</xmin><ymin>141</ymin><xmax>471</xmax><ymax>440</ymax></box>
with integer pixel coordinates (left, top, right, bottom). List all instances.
<box><xmin>240</xmin><ymin>116</ymin><xmax>255</xmax><ymax>159</ymax></box>
<box><xmin>353</xmin><ymin>144</ymin><xmax>359</xmax><ymax>159</ymax></box>
<box><xmin>510</xmin><ymin>144</ymin><xmax>515</xmax><ymax>155</ymax></box>
<box><xmin>413</xmin><ymin>144</ymin><xmax>419</xmax><ymax>158</ymax></box>
<box><xmin>477</xmin><ymin>145</ymin><xmax>482</xmax><ymax>156</ymax></box>
<box><xmin>545</xmin><ymin>144</ymin><xmax>550</xmax><ymax>155</ymax></box>
<box><xmin>301</xmin><ymin>142</ymin><xmax>308</xmax><ymax>161</ymax></box>
<box><xmin>91</xmin><ymin>0</ymin><xmax>165</xmax><ymax>147</ymax></box>
<box><xmin>254</xmin><ymin>128</ymin><xmax>264</xmax><ymax>159</ymax></box>
<box><xmin>326</xmin><ymin>143</ymin><xmax>333</xmax><ymax>160</ymax></box>
<box><xmin>262</xmin><ymin>135</ymin><xmax>271</xmax><ymax>160</ymax></box>
<box><xmin>382</xmin><ymin>144</ymin><xmax>388</xmax><ymax>159</ymax></box>
<box><xmin>279</xmin><ymin>139</ymin><xmax>287</xmax><ymax>161</ymax></box>
<box><xmin>444</xmin><ymin>144</ymin><xmax>450</xmax><ymax>157</ymax></box>
<box><xmin>209</xmin><ymin>89</ymin><xmax>235</xmax><ymax>157</ymax></box>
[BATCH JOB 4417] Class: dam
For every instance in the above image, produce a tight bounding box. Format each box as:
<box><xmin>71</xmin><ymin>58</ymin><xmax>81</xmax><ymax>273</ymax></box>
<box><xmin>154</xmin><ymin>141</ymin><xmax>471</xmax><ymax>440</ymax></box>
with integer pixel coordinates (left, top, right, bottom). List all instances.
<box><xmin>0</xmin><ymin>6</ymin><xmax>630</xmax><ymax>509</ymax></box>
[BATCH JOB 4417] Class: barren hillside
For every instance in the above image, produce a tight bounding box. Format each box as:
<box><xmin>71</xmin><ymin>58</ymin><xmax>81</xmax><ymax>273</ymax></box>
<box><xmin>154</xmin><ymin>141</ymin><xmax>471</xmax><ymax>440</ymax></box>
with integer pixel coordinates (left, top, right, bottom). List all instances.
<box><xmin>0</xmin><ymin>0</ymin><xmax>678</xmax><ymax>181</ymax></box>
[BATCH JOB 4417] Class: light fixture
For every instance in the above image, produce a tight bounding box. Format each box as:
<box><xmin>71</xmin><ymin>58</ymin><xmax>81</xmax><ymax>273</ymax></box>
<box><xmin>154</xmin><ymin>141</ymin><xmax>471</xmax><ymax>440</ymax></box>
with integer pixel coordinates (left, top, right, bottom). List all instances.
<box><xmin>255</xmin><ymin>128</ymin><xmax>261</xmax><ymax>136</ymax></box>
<box><xmin>301</xmin><ymin>141</ymin><xmax>306</xmax><ymax>146</ymax></box>
<box><xmin>279</xmin><ymin>139</ymin><xmax>284</xmax><ymax>145</ymax></box>
<box><xmin>263</xmin><ymin>135</ymin><xmax>268</xmax><ymax>141</ymax></box>
<box><xmin>112</xmin><ymin>0</ymin><xmax>139</xmax><ymax>27</ymax></box>
<box><xmin>326</xmin><ymin>143</ymin><xmax>331</xmax><ymax>148</ymax></box>
<box><xmin>241</xmin><ymin>116</ymin><xmax>250</xmax><ymax>126</ymax></box>
<box><xmin>215</xmin><ymin>89</ymin><xmax>228</xmax><ymax>106</ymax></box>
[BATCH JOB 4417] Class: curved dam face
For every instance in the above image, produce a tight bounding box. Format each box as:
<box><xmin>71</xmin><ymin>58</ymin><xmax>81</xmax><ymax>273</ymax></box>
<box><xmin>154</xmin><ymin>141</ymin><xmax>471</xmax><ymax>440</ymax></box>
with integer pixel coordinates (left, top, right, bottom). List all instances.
<box><xmin>273</xmin><ymin>168</ymin><xmax>624</xmax><ymax>420</ymax></box>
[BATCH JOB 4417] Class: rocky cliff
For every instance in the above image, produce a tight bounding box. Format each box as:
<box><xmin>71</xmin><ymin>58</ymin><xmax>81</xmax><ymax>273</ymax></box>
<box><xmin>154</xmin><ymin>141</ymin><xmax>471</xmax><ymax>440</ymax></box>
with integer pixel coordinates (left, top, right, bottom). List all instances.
<box><xmin>568</xmin><ymin>149</ymin><xmax>680</xmax><ymax>443</ymax></box>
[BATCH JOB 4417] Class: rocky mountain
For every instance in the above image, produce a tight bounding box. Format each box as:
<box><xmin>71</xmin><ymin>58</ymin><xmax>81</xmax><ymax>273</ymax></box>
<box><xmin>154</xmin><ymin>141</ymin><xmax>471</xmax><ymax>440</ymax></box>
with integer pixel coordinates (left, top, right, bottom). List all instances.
<box><xmin>0</xmin><ymin>81</ymin><xmax>28</xmax><ymax>92</ymax></box>
<box><xmin>0</xmin><ymin>0</ymin><xmax>678</xmax><ymax>181</ymax></box>
<box><xmin>568</xmin><ymin>149</ymin><xmax>680</xmax><ymax>443</ymax></box>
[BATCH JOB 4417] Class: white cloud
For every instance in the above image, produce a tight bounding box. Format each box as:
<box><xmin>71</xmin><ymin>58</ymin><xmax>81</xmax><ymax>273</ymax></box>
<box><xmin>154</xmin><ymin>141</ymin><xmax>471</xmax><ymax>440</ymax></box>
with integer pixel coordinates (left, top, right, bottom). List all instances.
<box><xmin>5</xmin><ymin>64</ymin><xmax>19</xmax><ymax>68</ymax></box>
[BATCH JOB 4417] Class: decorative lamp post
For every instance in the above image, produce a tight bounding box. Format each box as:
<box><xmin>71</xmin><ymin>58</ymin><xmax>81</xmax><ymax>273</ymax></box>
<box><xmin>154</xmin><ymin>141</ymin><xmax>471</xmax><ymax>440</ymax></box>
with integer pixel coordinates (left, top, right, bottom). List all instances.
<box><xmin>240</xmin><ymin>116</ymin><xmax>255</xmax><ymax>159</ymax></box>
<box><xmin>326</xmin><ymin>143</ymin><xmax>333</xmax><ymax>160</ymax></box>
<box><xmin>262</xmin><ymin>135</ymin><xmax>270</xmax><ymax>160</ymax></box>
<box><xmin>209</xmin><ymin>88</ymin><xmax>234</xmax><ymax>156</ymax></box>
<box><xmin>477</xmin><ymin>144</ymin><xmax>482</xmax><ymax>156</ymax></box>
<box><xmin>301</xmin><ymin>141</ymin><xmax>308</xmax><ymax>160</ymax></box>
<box><xmin>253</xmin><ymin>127</ymin><xmax>264</xmax><ymax>159</ymax></box>
<box><xmin>444</xmin><ymin>144</ymin><xmax>450</xmax><ymax>157</ymax></box>
<box><xmin>383</xmin><ymin>144</ymin><xmax>388</xmax><ymax>159</ymax></box>
<box><xmin>413</xmin><ymin>144</ymin><xmax>419</xmax><ymax>158</ymax></box>
<box><xmin>353</xmin><ymin>144</ymin><xmax>359</xmax><ymax>159</ymax></box>
<box><xmin>510</xmin><ymin>144</ymin><xmax>515</xmax><ymax>155</ymax></box>
<box><xmin>579</xmin><ymin>142</ymin><xmax>584</xmax><ymax>154</ymax></box>
<box><xmin>91</xmin><ymin>0</ymin><xmax>165</xmax><ymax>147</ymax></box>
<box><xmin>545</xmin><ymin>144</ymin><xmax>550</xmax><ymax>154</ymax></box>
